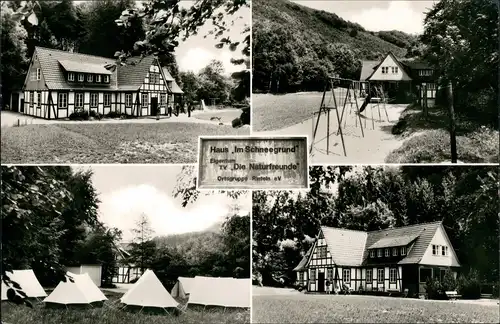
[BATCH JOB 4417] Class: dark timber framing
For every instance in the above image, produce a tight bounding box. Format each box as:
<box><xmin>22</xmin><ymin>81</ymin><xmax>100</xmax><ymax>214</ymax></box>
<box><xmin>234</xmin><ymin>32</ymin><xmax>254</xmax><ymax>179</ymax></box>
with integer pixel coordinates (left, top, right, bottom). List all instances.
<box><xmin>21</xmin><ymin>47</ymin><xmax>178</xmax><ymax>120</ymax></box>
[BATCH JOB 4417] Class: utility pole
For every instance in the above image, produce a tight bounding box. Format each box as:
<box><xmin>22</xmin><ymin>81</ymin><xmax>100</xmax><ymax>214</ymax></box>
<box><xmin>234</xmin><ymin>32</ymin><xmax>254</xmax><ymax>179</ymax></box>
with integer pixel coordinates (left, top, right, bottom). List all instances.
<box><xmin>447</xmin><ymin>81</ymin><xmax>458</xmax><ymax>163</ymax></box>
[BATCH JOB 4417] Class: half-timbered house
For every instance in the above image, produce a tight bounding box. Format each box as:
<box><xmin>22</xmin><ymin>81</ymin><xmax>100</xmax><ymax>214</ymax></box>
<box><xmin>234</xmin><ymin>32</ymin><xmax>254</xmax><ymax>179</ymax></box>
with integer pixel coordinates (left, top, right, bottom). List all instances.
<box><xmin>294</xmin><ymin>221</ymin><xmax>460</xmax><ymax>297</ymax></box>
<box><xmin>112</xmin><ymin>243</ymin><xmax>141</xmax><ymax>284</ymax></box>
<box><xmin>360</xmin><ymin>52</ymin><xmax>437</xmax><ymax>104</ymax></box>
<box><xmin>21</xmin><ymin>46</ymin><xmax>182</xmax><ymax>119</ymax></box>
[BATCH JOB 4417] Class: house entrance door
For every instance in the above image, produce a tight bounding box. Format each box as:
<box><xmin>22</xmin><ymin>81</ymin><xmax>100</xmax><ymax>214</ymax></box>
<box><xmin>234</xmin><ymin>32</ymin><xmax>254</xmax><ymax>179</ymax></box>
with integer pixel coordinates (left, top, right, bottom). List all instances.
<box><xmin>318</xmin><ymin>272</ymin><xmax>325</xmax><ymax>292</ymax></box>
<box><xmin>151</xmin><ymin>97</ymin><xmax>158</xmax><ymax>116</ymax></box>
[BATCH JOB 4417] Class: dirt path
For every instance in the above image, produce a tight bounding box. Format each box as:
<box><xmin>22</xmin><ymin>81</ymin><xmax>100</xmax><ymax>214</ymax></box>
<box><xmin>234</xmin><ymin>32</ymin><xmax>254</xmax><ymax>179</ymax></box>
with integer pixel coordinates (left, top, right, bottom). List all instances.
<box><xmin>0</xmin><ymin>110</ymin><xmax>233</xmax><ymax>128</ymax></box>
<box><xmin>253</xmin><ymin>103</ymin><xmax>407</xmax><ymax>164</ymax></box>
<box><xmin>253</xmin><ymin>286</ymin><xmax>301</xmax><ymax>296</ymax></box>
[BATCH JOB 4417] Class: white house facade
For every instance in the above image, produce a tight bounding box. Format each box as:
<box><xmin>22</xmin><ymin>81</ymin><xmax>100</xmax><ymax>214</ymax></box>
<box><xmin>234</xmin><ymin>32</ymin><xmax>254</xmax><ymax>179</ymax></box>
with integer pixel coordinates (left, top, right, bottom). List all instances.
<box><xmin>21</xmin><ymin>47</ymin><xmax>183</xmax><ymax>119</ymax></box>
<box><xmin>294</xmin><ymin>221</ymin><xmax>460</xmax><ymax>297</ymax></box>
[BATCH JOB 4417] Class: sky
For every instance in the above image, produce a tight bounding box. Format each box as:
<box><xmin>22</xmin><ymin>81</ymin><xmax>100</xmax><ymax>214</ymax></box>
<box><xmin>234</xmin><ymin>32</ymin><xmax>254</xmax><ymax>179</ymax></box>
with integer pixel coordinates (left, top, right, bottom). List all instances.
<box><xmin>74</xmin><ymin>165</ymin><xmax>251</xmax><ymax>242</ymax></box>
<box><xmin>175</xmin><ymin>1</ymin><xmax>249</xmax><ymax>75</ymax></box>
<box><xmin>74</xmin><ymin>0</ymin><xmax>249</xmax><ymax>75</ymax></box>
<box><xmin>292</xmin><ymin>0</ymin><xmax>438</xmax><ymax>34</ymax></box>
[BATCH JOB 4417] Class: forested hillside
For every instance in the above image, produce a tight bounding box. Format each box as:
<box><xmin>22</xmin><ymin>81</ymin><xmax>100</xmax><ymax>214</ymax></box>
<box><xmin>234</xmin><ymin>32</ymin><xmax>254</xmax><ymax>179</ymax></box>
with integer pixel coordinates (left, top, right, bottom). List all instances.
<box><xmin>252</xmin><ymin>0</ymin><xmax>417</xmax><ymax>92</ymax></box>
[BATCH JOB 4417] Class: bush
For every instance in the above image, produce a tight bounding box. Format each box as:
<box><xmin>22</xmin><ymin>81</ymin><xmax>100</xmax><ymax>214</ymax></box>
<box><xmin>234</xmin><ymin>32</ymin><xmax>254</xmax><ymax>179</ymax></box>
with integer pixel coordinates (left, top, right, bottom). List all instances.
<box><xmin>89</xmin><ymin>110</ymin><xmax>101</xmax><ymax>119</ymax></box>
<box><xmin>492</xmin><ymin>284</ymin><xmax>499</xmax><ymax>298</ymax></box>
<box><xmin>392</xmin><ymin>119</ymin><xmax>408</xmax><ymax>135</ymax></box>
<box><xmin>105</xmin><ymin>111</ymin><xmax>134</xmax><ymax>119</ymax></box>
<box><xmin>105</xmin><ymin>111</ymin><xmax>121</xmax><ymax>119</ymax></box>
<box><xmin>425</xmin><ymin>278</ymin><xmax>447</xmax><ymax>300</ymax></box>
<box><xmin>457</xmin><ymin>269</ymin><xmax>481</xmax><ymax>299</ymax></box>
<box><xmin>441</xmin><ymin>271</ymin><xmax>458</xmax><ymax>291</ymax></box>
<box><xmin>68</xmin><ymin>110</ymin><xmax>90</xmax><ymax>120</ymax></box>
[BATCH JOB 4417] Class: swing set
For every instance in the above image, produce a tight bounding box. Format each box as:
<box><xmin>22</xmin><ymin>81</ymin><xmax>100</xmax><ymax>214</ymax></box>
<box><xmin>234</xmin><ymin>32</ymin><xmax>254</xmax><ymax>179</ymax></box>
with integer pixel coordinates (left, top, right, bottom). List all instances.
<box><xmin>310</xmin><ymin>76</ymin><xmax>390</xmax><ymax>157</ymax></box>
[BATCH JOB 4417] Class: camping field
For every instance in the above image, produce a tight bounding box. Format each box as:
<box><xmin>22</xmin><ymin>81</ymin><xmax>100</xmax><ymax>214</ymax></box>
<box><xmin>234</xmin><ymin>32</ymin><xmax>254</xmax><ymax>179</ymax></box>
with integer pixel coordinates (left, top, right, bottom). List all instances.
<box><xmin>252</xmin><ymin>290</ymin><xmax>500</xmax><ymax>323</ymax></box>
<box><xmin>1</xmin><ymin>291</ymin><xmax>250</xmax><ymax>324</ymax></box>
<box><xmin>0</xmin><ymin>121</ymin><xmax>249</xmax><ymax>164</ymax></box>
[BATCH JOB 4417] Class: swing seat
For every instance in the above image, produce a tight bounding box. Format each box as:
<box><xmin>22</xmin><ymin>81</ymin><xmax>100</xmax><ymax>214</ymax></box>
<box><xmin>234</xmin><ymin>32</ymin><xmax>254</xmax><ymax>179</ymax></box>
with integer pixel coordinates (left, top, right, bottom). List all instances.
<box><xmin>370</xmin><ymin>97</ymin><xmax>382</xmax><ymax>103</ymax></box>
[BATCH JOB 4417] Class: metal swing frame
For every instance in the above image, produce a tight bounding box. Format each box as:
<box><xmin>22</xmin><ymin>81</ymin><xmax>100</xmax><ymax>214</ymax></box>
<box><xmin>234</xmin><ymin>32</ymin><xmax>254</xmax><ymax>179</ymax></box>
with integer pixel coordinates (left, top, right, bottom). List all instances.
<box><xmin>366</xmin><ymin>83</ymin><xmax>390</xmax><ymax>129</ymax></box>
<box><xmin>310</xmin><ymin>77</ymin><xmax>365</xmax><ymax>157</ymax></box>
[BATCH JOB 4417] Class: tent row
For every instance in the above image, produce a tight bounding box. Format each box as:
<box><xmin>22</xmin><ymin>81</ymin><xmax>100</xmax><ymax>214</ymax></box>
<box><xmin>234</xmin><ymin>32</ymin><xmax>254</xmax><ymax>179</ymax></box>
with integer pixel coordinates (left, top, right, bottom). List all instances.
<box><xmin>2</xmin><ymin>269</ymin><xmax>251</xmax><ymax>311</ymax></box>
<box><xmin>173</xmin><ymin>275</ymin><xmax>251</xmax><ymax>308</ymax></box>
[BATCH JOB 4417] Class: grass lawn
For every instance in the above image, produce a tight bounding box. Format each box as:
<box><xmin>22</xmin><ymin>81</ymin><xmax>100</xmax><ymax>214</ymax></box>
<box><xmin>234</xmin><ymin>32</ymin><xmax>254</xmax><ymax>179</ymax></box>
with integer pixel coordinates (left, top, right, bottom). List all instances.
<box><xmin>253</xmin><ymin>294</ymin><xmax>499</xmax><ymax>323</ymax></box>
<box><xmin>1</xmin><ymin>292</ymin><xmax>250</xmax><ymax>324</ymax></box>
<box><xmin>253</xmin><ymin>92</ymin><xmax>348</xmax><ymax>132</ymax></box>
<box><xmin>1</xmin><ymin>122</ymin><xmax>249</xmax><ymax>164</ymax></box>
<box><xmin>386</xmin><ymin>105</ymin><xmax>499</xmax><ymax>163</ymax></box>
<box><xmin>194</xmin><ymin>109</ymin><xmax>242</xmax><ymax>123</ymax></box>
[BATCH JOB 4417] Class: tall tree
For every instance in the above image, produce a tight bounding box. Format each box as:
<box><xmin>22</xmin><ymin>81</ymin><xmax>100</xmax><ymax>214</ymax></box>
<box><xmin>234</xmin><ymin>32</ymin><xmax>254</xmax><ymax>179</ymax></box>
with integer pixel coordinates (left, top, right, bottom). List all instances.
<box><xmin>1</xmin><ymin>3</ymin><xmax>29</xmax><ymax>107</ymax></box>
<box><xmin>128</xmin><ymin>213</ymin><xmax>156</xmax><ymax>273</ymax></box>
<box><xmin>421</xmin><ymin>0</ymin><xmax>498</xmax><ymax>121</ymax></box>
<box><xmin>197</xmin><ymin>59</ymin><xmax>231</xmax><ymax>104</ymax></box>
<box><xmin>79</xmin><ymin>0</ymin><xmax>144</xmax><ymax>58</ymax></box>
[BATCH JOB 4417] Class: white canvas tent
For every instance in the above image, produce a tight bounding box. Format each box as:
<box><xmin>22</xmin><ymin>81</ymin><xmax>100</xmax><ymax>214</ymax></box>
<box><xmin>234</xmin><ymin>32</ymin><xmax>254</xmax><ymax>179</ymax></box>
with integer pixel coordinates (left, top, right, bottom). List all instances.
<box><xmin>171</xmin><ymin>277</ymin><xmax>196</xmax><ymax>299</ymax></box>
<box><xmin>120</xmin><ymin>269</ymin><xmax>178</xmax><ymax>312</ymax></box>
<box><xmin>1</xmin><ymin>270</ymin><xmax>47</xmax><ymax>301</ymax></box>
<box><xmin>43</xmin><ymin>272</ymin><xmax>107</xmax><ymax>306</ymax></box>
<box><xmin>188</xmin><ymin>276</ymin><xmax>251</xmax><ymax>308</ymax></box>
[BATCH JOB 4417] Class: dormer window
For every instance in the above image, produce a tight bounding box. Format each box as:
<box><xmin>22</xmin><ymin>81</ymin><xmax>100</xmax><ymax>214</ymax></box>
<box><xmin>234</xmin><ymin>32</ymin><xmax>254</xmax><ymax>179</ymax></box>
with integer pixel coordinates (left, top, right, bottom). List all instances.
<box><xmin>392</xmin><ymin>248</ymin><xmax>398</xmax><ymax>256</ymax></box>
<box><xmin>400</xmin><ymin>246</ymin><xmax>406</xmax><ymax>256</ymax></box>
<box><xmin>78</xmin><ymin>73</ymin><xmax>84</xmax><ymax>82</ymax></box>
<box><xmin>87</xmin><ymin>74</ymin><xmax>93</xmax><ymax>82</ymax></box>
<box><xmin>96</xmin><ymin>75</ymin><xmax>101</xmax><ymax>83</ymax></box>
<box><xmin>377</xmin><ymin>249</ymin><xmax>382</xmax><ymax>257</ymax></box>
<box><xmin>369</xmin><ymin>250</ymin><xmax>375</xmax><ymax>258</ymax></box>
<box><xmin>104</xmin><ymin>75</ymin><xmax>110</xmax><ymax>83</ymax></box>
<box><xmin>68</xmin><ymin>72</ymin><xmax>75</xmax><ymax>81</ymax></box>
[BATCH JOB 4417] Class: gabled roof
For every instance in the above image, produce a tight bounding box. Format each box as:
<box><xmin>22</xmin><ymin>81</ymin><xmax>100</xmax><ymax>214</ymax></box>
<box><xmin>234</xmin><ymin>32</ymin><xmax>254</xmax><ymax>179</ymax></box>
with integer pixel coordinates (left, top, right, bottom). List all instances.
<box><xmin>295</xmin><ymin>221</ymin><xmax>444</xmax><ymax>269</ymax></box>
<box><xmin>364</xmin><ymin>221</ymin><xmax>442</xmax><ymax>265</ymax></box>
<box><xmin>58</xmin><ymin>59</ymin><xmax>112</xmax><ymax>75</ymax></box>
<box><xmin>399</xmin><ymin>59</ymin><xmax>432</xmax><ymax>70</ymax></box>
<box><xmin>117</xmin><ymin>55</ymin><xmax>155</xmax><ymax>90</ymax></box>
<box><xmin>35</xmin><ymin>47</ymin><xmax>116</xmax><ymax>90</ymax></box>
<box><xmin>162</xmin><ymin>67</ymin><xmax>174</xmax><ymax>81</ymax></box>
<box><xmin>322</xmin><ymin>226</ymin><xmax>368</xmax><ymax>267</ymax></box>
<box><xmin>161</xmin><ymin>67</ymin><xmax>183</xmax><ymax>94</ymax></box>
<box><xmin>360</xmin><ymin>60</ymin><xmax>379</xmax><ymax>81</ymax></box>
<box><xmin>30</xmin><ymin>47</ymin><xmax>173</xmax><ymax>92</ymax></box>
<box><xmin>360</xmin><ymin>52</ymin><xmax>433</xmax><ymax>82</ymax></box>
<box><xmin>367</xmin><ymin>234</ymin><xmax>419</xmax><ymax>249</ymax></box>
<box><xmin>367</xmin><ymin>52</ymin><xmax>412</xmax><ymax>81</ymax></box>
<box><xmin>171</xmin><ymin>80</ymin><xmax>184</xmax><ymax>94</ymax></box>
<box><xmin>293</xmin><ymin>245</ymin><xmax>313</xmax><ymax>271</ymax></box>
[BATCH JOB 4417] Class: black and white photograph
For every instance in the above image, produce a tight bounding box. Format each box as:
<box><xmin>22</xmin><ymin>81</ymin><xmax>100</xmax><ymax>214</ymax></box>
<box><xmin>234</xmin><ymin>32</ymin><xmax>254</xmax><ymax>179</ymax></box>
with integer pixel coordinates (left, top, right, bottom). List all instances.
<box><xmin>252</xmin><ymin>165</ymin><xmax>499</xmax><ymax>323</ymax></box>
<box><xmin>252</xmin><ymin>0</ymin><xmax>498</xmax><ymax>164</ymax></box>
<box><xmin>1</xmin><ymin>165</ymin><xmax>251</xmax><ymax>324</ymax></box>
<box><xmin>1</xmin><ymin>0</ymin><xmax>250</xmax><ymax>164</ymax></box>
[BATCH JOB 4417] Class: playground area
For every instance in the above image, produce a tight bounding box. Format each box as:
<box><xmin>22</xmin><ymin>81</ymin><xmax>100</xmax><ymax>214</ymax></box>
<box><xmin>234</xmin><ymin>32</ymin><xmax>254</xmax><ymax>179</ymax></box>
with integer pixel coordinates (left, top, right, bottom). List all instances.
<box><xmin>253</xmin><ymin>78</ymin><xmax>407</xmax><ymax>164</ymax></box>
<box><xmin>252</xmin><ymin>286</ymin><xmax>499</xmax><ymax>323</ymax></box>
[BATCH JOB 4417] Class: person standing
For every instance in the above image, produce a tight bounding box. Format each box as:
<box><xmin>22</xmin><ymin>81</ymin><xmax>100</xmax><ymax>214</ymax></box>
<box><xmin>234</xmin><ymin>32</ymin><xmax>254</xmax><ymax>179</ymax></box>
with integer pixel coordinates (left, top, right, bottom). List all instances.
<box><xmin>325</xmin><ymin>279</ymin><xmax>331</xmax><ymax>294</ymax></box>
